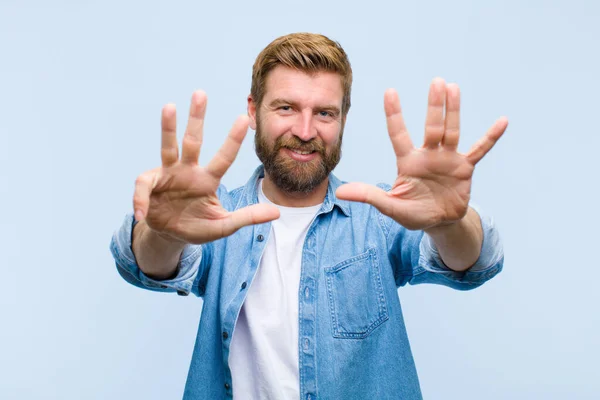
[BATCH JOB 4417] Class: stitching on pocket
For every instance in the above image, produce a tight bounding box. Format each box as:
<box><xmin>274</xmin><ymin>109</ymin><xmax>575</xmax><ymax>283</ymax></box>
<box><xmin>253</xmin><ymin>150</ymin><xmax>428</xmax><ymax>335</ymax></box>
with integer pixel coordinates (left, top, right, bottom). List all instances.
<box><xmin>325</xmin><ymin>248</ymin><xmax>389</xmax><ymax>339</ymax></box>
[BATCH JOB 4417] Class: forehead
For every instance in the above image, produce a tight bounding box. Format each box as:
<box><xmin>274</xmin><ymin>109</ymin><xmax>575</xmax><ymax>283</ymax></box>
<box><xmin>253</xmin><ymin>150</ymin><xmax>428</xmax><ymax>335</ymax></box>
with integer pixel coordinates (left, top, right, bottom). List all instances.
<box><xmin>263</xmin><ymin>65</ymin><xmax>343</xmax><ymax>106</ymax></box>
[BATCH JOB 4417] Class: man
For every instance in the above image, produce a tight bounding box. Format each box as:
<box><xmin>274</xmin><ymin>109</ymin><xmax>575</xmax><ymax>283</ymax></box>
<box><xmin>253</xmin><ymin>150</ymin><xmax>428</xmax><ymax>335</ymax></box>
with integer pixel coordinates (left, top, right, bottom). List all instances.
<box><xmin>110</xmin><ymin>33</ymin><xmax>507</xmax><ymax>399</ymax></box>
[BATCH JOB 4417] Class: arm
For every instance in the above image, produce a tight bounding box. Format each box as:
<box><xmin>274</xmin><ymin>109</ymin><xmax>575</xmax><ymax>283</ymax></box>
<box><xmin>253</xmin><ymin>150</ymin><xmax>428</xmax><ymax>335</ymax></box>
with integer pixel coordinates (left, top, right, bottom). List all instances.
<box><xmin>424</xmin><ymin>207</ymin><xmax>482</xmax><ymax>272</ymax></box>
<box><xmin>110</xmin><ymin>91</ymin><xmax>278</xmax><ymax>293</ymax></box>
<box><xmin>383</xmin><ymin>202</ymin><xmax>503</xmax><ymax>290</ymax></box>
<box><xmin>337</xmin><ymin>79</ymin><xmax>508</xmax><ymax>279</ymax></box>
<box><xmin>132</xmin><ymin>220</ymin><xmax>186</xmax><ymax>280</ymax></box>
<box><xmin>110</xmin><ymin>213</ymin><xmax>204</xmax><ymax>296</ymax></box>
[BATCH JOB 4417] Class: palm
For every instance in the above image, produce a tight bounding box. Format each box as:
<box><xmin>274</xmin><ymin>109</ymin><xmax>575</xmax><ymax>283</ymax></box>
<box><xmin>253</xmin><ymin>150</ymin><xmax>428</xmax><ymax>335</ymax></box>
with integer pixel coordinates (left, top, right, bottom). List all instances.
<box><xmin>386</xmin><ymin>148</ymin><xmax>474</xmax><ymax>230</ymax></box>
<box><xmin>336</xmin><ymin>79</ymin><xmax>508</xmax><ymax>230</ymax></box>
<box><xmin>144</xmin><ymin>166</ymin><xmax>225</xmax><ymax>242</ymax></box>
<box><xmin>134</xmin><ymin>92</ymin><xmax>279</xmax><ymax>244</ymax></box>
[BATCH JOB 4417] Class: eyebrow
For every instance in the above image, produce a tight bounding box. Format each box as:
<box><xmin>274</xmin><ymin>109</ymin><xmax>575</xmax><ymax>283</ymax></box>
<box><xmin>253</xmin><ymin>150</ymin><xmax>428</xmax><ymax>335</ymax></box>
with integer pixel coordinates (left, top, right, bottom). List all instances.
<box><xmin>268</xmin><ymin>98</ymin><xmax>341</xmax><ymax>116</ymax></box>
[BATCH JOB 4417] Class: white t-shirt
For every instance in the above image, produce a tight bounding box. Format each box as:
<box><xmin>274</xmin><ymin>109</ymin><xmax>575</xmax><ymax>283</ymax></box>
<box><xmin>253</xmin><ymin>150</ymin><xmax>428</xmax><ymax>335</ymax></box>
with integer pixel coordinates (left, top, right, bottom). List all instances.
<box><xmin>229</xmin><ymin>179</ymin><xmax>321</xmax><ymax>400</ymax></box>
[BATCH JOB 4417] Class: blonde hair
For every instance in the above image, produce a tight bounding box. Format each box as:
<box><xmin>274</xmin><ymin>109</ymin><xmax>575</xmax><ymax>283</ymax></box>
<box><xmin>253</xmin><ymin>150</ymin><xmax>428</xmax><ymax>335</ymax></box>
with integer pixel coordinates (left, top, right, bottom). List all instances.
<box><xmin>251</xmin><ymin>33</ymin><xmax>352</xmax><ymax>115</ymax></box>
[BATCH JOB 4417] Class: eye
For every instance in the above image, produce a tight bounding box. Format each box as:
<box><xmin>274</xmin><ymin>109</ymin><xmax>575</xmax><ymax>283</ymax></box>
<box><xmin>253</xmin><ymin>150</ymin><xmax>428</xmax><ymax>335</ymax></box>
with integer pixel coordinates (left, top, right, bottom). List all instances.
<box><xmin>319</xmin><ymin>110</ymin><xmax>333</xmax><ymax>118</ymax></box>
<box><xmin>280</xmin><ymin>105</ymin><xmax>291</xmax><ymax>111</ymax></box>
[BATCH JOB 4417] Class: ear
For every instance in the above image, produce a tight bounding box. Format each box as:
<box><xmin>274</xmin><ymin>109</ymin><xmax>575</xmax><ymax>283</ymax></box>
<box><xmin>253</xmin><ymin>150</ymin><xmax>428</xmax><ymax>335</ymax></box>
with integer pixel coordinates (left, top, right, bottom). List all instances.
<box><xmin>247</xmin><ymin>95</ymin><xmax>257</xmax><ymax>130</ymax></box>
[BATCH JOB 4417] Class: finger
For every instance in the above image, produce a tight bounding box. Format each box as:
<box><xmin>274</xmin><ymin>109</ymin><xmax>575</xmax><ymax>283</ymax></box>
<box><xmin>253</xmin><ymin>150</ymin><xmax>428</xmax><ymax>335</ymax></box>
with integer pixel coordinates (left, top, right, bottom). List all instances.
<box><xmin>465</xmin><ymin>117</ymin><xmax>509</xmax><ymax>165</ymax></box>
<box><xmin>336</xmin><ymin>182</ymin><xmax>398</xmax><ymax>217</ymax></box>
<box><xmin>181</xmin><ymin>90</ymin><xmax>208</xmax><ymax>165</ymax></box>
<box><xmin>221</xmin><ymin>204</ymin><xmax>280</xmax><ymax>236</ymax></box>
<box><xmin>442</xmin><ymin>83</ymin><xmax>460</xmax><ymax>151</ymax></box>
<box><xmin>133</xmin><ymin>169</ymin><xmax>161</xmax><ymax>221</ymax></box>
<box><xmin>161</xmin><ymin>104</ymin><xmax>178</xmax><ymax>167</ymax></box>
<box><xmin>206</xmin><ymin>115</ymin><xmax>250</xmax><ymax>179</ymax></box>
<box><xmin>423</xmin><ymin>78</ymin><xmax>446</xmax><ymax>149</ymax></box>
<box><xmin>384</xmin><ymin>89</ymin><xmax>414</xmax><ymax>158</ymax></box>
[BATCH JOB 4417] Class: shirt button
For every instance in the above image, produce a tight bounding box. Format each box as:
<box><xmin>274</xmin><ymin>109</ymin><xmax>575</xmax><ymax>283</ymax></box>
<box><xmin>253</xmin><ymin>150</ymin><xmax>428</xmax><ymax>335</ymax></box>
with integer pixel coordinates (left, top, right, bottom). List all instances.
<box><xmin>241</xmin><ymin>282</ymin><xmax>247</xmax><ymax>290</ymax></box>
<box><xmin>224</xmin><ymin>382</ymin><xmax>230</xmax><ymax>390</ymax></box>
<box><xmin>306</xmin><ymin>394</ymin><xmax>313</xmax><ymax>400</ymax></box>
<box><xmin>303</xmin><ymin>338</ymin><xmax>310</xmax><ymax>352</ymax></box>
<box><xmin>222</xmin><ymin>331</ymin><xmax>229</xmax><ymax>339</ymax></box>
<box><xmin>257</xmin><ymin>234</ymin><xmax>264</xmax><ymax>242</ymax></box>
<box><xmin>305</xmin><ymin>287</ymin><xmax>310</xmax><ymax>299</ymax></box>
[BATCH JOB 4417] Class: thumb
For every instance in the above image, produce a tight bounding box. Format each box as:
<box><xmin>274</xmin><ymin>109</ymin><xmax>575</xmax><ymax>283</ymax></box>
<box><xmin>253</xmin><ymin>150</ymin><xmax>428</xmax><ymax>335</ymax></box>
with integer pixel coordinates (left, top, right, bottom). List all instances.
<box><xmin>133</xmin><ymin>168</ymin><xmax>162</xmax><ymax>221</ymax></box>
<box><xmin>336</xmin><ymin>183</ymin><xmax>395</xmax><ymax>214</ymax></box>
<box><xmin>223</xmin><ymin>204</ymin><xmax>280</xmax><ymax>236</ymax></box>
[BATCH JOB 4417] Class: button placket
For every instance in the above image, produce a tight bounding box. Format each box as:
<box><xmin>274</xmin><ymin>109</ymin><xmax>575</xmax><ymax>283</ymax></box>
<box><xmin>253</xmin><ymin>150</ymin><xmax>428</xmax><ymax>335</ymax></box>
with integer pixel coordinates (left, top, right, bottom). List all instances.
<box><xmin>220</xmin><ymin>225</ymin><xmax>270</xmax><ymax>399</ymax></box>
<box><xmin>299</xmin><ymin>227</ymin><xmax>318</xmax><ymax>398</ymax></box>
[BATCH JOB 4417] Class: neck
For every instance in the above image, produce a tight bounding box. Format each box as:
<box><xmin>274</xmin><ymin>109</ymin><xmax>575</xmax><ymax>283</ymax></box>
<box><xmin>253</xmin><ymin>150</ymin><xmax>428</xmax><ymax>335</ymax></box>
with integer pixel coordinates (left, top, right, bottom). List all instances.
<box><xmin>262</xmin><ymin>174</ymin><xmax>328</xmax><ymax>207</ymax></box>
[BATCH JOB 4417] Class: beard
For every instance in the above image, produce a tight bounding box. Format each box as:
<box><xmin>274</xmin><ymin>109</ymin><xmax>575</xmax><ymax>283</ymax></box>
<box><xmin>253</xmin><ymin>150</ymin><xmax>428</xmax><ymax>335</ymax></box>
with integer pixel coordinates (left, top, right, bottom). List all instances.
<box><xmin>254</xmin><ymin>119</ymin><xmax>343</xmax><ymax>194</ymax></box>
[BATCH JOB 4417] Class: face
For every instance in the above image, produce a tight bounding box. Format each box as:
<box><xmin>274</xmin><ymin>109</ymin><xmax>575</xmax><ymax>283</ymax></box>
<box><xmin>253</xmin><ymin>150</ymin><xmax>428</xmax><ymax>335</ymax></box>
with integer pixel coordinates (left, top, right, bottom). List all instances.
<box><xmin>250</xmin><ymin>66</ymin><xmax>345</xmax><ymax>194</ymax></box>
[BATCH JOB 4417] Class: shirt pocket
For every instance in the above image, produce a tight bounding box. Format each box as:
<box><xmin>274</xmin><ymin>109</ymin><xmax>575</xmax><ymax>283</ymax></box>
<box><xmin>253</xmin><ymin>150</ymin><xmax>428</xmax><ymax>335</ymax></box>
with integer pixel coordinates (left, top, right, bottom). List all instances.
<box><xmin>324</xmin><ymin>247</ymin><xmax>389</xmax><ymax>339</ymax></box>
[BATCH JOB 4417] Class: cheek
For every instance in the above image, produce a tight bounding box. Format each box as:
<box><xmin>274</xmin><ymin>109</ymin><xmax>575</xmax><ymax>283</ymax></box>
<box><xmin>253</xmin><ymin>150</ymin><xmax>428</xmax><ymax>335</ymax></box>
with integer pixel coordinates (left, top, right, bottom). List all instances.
<box><xmin>261</xmin><ymin>116</ymin><xmax>293</xmax><ymax>140</ymax></box>
<box><xmin>320</xmin><ymin>126</ymin><xmax>342</xmax><ymax>147</ymax></box>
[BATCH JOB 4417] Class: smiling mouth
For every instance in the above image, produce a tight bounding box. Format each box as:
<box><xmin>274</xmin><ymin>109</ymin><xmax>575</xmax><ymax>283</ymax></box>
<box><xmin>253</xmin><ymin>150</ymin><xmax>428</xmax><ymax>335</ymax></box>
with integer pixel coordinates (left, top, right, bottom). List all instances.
<box><xmin>288</xmin><ymin>148</ymin><xmax>315</xmax><ymax>155</ymax></box>
<box><xmin>282</xmin><ymin>147</ymin><xmax>320</xmax><ymax>162</ymax></box>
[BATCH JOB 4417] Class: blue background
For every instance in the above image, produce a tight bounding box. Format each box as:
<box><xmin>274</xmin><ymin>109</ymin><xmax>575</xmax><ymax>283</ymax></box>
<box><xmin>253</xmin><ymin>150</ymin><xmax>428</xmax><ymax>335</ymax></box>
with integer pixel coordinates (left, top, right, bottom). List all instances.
<box><xmin>1</xmin><ymin>0</ymin><xmax>598</xmax><ymax>398</ymax></box>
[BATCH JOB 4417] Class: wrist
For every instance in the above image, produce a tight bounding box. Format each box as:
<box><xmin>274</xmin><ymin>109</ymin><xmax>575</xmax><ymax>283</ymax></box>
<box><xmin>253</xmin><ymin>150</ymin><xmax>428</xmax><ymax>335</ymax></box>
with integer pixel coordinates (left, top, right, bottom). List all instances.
<box><xmin>135</xmin><ymin>219</ymin><xmax>187</xmax><ymax>248</ymax></box>
<box><xmin>424</xmin><ymin>218</ymin><xmax>463</xmax><ymax>237</ymax></box>
<box><xmin>133</xmin><ymin>220</ymin><xmax>187</xmax><ymax>279</ymax></box>
<box><xmin>424</xmin><ymin>207</ymin><xmax>481</xmax><ymax>242</ymax></box>
<box><xmin>423</xmin><ymin>208</ymin><xmax>484</xmax><ymax>272</ymax></box>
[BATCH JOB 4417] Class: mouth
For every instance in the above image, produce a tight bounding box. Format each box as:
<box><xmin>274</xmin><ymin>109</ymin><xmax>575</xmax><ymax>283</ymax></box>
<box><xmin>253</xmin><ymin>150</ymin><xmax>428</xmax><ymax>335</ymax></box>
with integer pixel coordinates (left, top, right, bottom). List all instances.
<box><xmin>289</xmin><ymin>148</ymin><xmax>315</xmax><ymax>155</ymax></box>
<box><xmin>282</xmin><ymin>147</ymin><xmax>319</xmax><ymax>162</ymax></box>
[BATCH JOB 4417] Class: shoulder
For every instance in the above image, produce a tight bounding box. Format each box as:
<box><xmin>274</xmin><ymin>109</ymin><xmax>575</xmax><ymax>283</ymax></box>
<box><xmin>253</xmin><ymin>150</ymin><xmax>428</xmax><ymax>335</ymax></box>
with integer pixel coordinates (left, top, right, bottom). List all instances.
<box><xmin>215</xmin><ymin>184</ymin><xmax>246</xmax><ymax>212</ymax></box>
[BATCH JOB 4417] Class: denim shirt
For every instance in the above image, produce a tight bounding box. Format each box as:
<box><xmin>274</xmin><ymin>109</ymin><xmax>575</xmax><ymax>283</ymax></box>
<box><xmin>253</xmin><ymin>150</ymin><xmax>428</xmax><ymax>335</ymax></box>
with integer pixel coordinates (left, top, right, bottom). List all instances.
<box><xmin>110</xmin><ymin>166</ymin><xmax>503</xmax><ymax>400</ymax></box>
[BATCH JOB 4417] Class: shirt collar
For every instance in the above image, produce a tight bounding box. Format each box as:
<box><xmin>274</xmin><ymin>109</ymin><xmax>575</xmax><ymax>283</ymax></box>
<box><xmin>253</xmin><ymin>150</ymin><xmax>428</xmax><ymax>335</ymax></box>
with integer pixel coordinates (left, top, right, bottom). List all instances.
<box><xmin>240</xmin><ymin>165</ymin><xmax>352</xmax><ymax>217</ymax></box>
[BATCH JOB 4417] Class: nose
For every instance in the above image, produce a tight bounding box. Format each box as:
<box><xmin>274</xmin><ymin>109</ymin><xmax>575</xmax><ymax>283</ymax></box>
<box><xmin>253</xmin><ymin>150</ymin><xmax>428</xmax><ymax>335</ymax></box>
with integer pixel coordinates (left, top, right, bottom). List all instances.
<box><xmin>291</xmin><ymin>110</ymin><xmax>317</xmax><ymax>142</ymax></box>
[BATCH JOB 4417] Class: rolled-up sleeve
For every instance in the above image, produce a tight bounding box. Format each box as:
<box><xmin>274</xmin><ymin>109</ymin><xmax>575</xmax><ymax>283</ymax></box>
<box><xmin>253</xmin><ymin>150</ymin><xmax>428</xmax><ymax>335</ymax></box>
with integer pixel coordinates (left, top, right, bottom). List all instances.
<box><xmin>109</xmin><ymin>213</ymin><xmax>203</xmax><ymax>296</ymax></box>
<box><xmin>389</xmin><ymin>205</ymin><xmax>503</xmax><ymax>290</ymax></box>
<box><xmin>415</xmin><ymin>205</ymin><xmax>503</xmax><ymax>290</ymax></box>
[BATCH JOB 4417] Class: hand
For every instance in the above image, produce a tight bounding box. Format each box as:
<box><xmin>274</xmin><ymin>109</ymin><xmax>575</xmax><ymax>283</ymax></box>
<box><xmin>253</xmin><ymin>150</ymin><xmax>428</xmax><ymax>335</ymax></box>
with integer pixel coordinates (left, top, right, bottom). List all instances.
<box><xmin>336</xmin><ymin>78</ymin><xmax>508</xmax><ymax>231</ymax></box>
<box><xmin>133</xmin><ymin>91</ymin><xmax>280</xmax><ymax>244</ymax></box>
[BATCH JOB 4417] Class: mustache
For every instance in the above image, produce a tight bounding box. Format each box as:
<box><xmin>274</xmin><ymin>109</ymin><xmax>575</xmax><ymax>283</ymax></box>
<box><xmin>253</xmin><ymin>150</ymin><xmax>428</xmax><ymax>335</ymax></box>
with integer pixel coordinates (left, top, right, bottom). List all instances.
<box><xmin>274</xmin><ymin>136</ymin><xmax>325</xmax><ymax>154</ymax></box>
